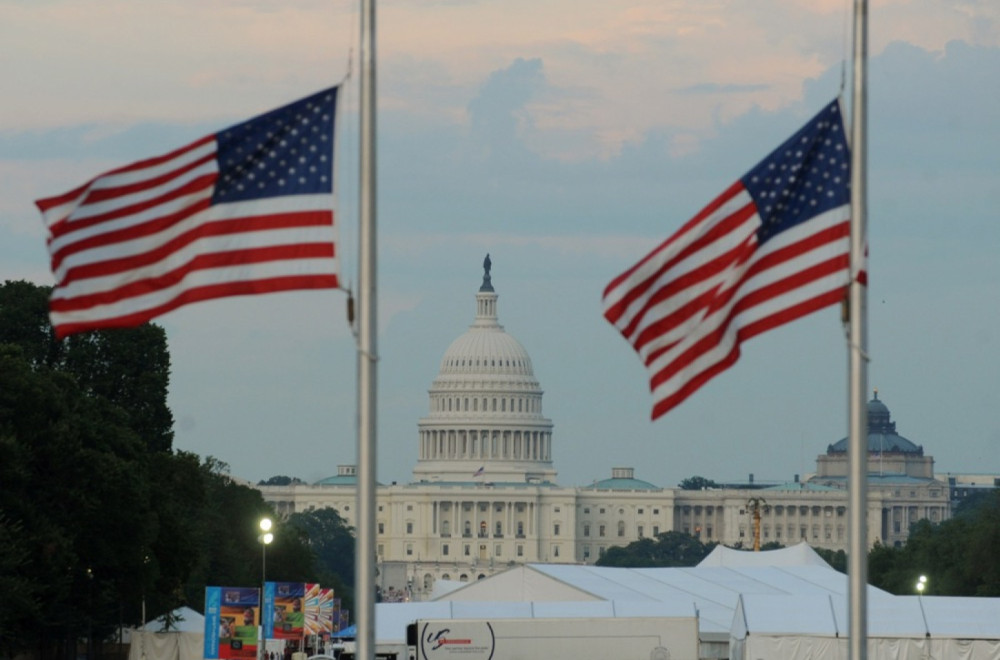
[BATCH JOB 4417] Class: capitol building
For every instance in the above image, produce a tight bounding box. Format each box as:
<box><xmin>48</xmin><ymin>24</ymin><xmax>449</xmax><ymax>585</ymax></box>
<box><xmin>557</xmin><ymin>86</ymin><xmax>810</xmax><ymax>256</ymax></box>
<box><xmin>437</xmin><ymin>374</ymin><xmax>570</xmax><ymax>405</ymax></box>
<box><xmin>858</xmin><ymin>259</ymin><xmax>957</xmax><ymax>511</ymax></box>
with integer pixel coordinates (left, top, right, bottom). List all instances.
<box><xmin>258</xmin><ymin>258</ymin><xmax>951</xmax><ymax>601</ymax></box>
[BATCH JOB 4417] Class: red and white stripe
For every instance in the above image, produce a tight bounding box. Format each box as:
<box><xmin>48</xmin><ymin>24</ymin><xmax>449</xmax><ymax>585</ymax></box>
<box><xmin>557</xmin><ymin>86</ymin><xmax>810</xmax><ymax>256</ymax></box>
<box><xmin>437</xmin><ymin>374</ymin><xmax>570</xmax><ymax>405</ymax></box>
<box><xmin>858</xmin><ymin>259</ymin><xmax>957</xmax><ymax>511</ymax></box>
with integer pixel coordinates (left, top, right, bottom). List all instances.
<box><xmin>602</xmin><ymin>181</ymin><xmax>850</xmax><ymax>419</ymax></box>
<box><xmin>37</xmin><ymin>136</ymin><xmax>337</xmax><ymax>338</ymax></box>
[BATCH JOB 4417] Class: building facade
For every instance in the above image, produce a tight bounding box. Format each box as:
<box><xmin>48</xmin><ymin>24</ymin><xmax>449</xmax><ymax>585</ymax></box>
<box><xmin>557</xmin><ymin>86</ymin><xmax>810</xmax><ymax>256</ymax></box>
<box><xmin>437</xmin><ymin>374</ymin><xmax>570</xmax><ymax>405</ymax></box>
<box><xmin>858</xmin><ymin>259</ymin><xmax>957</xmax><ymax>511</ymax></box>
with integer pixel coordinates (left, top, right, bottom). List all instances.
<box><xmin>259</xmin><ymin>259</ymin><xmax>950</xmax><ymax>600</ymax></box>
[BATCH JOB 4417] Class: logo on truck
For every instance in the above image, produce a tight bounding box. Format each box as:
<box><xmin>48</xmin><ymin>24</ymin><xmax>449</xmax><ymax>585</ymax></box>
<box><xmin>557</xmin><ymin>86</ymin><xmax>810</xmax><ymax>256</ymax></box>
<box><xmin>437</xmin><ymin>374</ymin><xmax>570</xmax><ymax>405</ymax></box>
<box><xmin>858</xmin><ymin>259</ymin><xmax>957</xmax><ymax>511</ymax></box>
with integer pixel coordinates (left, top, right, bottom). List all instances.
<box><xmin>420</xmin><ymin>622</ymin><xmax>495</xmax><ymax>660</ymax></box>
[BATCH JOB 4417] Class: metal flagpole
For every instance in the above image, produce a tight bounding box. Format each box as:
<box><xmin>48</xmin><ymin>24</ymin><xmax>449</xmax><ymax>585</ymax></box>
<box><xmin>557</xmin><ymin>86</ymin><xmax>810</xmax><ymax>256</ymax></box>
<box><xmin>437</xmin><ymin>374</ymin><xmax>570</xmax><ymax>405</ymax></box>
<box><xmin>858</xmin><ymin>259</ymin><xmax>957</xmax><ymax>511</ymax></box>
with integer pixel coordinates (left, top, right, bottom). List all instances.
<box><xmin>356</xmin><ymin>0</ymin><xmax>377</xmax><ymax>659</ymax></box>
<box><xmin>847</xmin><ymin>0</ymin><xmax>869</xmax><ymax>658</ymax></box>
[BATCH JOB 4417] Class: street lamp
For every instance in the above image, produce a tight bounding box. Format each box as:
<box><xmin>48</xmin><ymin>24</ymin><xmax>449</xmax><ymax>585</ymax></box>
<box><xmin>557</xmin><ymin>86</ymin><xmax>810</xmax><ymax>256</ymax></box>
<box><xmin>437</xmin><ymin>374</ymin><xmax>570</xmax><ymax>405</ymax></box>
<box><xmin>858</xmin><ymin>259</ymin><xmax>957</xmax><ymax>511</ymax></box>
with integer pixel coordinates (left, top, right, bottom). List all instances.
<box><xmin>916</xmin><ymin>574</ymin><xmax>927</xmax><ymax>594</ymax></box>
<box><xmin>259</xmin><ymin>518</ymin><xmax>274</xmax><ymax>660</ymax></box>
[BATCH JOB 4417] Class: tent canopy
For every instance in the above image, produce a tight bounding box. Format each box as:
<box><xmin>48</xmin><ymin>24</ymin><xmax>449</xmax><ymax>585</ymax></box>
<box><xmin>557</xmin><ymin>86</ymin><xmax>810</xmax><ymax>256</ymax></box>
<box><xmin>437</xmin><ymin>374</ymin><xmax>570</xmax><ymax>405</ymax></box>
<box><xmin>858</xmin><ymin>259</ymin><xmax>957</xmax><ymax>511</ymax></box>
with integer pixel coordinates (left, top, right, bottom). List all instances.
<box><xmin>141</xmin><ymin>606</ymin><xmax>205</xmax><ymax>633</ymax></box>
<box><xmin>698</xmin><ymin>541</ymin><xmax>832</xmax><ymax>568</ymax></box>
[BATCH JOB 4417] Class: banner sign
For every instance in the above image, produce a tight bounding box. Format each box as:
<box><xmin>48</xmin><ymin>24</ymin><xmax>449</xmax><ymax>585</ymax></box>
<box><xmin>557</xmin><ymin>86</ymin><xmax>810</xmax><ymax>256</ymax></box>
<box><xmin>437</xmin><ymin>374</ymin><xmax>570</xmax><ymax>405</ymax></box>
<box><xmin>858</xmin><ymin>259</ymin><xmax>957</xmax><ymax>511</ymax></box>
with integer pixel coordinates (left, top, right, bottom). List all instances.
<box><xmin>265</xmin><ymin>582</ymin><xmax>305</xmax><ymax>640</ymax></box>
<box><xmin>204</xmin><ymin>586</ymin><xmax>260</xmax><ymax>659</ymax></box>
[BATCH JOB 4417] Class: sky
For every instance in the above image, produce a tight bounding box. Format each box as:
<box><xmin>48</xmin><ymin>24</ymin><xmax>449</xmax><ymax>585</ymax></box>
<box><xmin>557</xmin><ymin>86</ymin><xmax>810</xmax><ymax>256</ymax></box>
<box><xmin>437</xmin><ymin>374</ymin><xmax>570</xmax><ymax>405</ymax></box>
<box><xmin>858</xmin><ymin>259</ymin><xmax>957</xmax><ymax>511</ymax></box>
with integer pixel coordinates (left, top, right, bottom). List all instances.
<box><xmin>2</xmin><ymin>0</ymin><xmax>998</xmax><ymax>489</ymax></box>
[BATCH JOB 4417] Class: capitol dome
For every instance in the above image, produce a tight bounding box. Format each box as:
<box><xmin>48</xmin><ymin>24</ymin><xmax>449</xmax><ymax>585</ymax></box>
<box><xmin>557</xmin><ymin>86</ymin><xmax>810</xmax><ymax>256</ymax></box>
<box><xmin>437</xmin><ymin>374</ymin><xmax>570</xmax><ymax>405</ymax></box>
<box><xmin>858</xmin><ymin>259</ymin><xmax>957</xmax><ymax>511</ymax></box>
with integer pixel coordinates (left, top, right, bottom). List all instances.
<box><xmin>412</xmin><ymin>256</ymin><xmax>556</xmax><ymax>484</ymax></box>
<box><xmin>437</xmin><ymin>318</ymin><xmax>535</xmax><ymax>379</ymax></box>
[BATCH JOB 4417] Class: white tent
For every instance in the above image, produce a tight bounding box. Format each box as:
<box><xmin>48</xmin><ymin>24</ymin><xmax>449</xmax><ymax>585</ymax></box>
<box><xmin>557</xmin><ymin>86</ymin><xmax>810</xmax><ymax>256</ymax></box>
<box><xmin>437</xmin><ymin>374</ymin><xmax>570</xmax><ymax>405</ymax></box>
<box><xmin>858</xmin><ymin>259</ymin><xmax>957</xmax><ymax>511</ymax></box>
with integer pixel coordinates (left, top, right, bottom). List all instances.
<box><xmin>698</xmin><ymin>541</ymin><xmax>832</xmax><ymax>567</ymax></box>
<box><xmin>408</xmin><ymin>546</ymin><xmax>876</xmax><ymax>659</ymax></box>
<box><xmin>128</xmin><ymin>607</ymin><xmax>205</xmax><ymax>660</ymax></box>
<box><xmin>731</xmin><ymin>594</ymin><xmax>1000</xmax><ymax>660</ymax></box>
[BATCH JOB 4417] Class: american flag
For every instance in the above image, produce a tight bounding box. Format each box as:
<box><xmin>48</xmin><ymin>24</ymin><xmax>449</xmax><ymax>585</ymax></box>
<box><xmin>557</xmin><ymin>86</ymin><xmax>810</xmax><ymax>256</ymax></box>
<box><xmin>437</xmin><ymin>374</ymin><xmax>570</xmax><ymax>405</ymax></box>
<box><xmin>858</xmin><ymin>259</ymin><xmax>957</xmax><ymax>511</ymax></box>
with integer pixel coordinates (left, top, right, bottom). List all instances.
<box><xmin>602</xmin><ymin>100</ymin><xmax>853</xmax><ymax>420</ymax></box>
<box><xmin>473</xmin><ymin>466</ymin><xmax>485</xmax><ymax>477</ymax></box>
<box><xmin>37</xmin><ymin>86</ymin><xmax>340</xmax><ymax>339</ymax></box>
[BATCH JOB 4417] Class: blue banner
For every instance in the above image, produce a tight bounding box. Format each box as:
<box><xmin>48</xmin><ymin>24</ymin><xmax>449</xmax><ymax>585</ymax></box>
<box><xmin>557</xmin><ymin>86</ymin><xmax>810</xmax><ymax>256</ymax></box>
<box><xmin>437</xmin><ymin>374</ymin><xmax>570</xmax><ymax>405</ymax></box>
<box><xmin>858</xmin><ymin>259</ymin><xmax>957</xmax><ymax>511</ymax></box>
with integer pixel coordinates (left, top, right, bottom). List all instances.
<box><xmin>204</xmin><ymin>587</ymin><xmax>222</xmax><ymax>659</ymax></box>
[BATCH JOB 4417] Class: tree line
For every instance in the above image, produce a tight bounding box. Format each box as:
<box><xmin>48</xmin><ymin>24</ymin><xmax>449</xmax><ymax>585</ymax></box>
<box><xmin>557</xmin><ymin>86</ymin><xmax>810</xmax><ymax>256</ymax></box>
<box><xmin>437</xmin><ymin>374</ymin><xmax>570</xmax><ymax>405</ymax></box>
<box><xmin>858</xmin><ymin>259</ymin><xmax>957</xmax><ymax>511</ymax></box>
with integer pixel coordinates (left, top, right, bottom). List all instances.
<box><xmin>0</xmin><ymin>281</ymin><xmax>355</xmax><ymax>660</ymax></box>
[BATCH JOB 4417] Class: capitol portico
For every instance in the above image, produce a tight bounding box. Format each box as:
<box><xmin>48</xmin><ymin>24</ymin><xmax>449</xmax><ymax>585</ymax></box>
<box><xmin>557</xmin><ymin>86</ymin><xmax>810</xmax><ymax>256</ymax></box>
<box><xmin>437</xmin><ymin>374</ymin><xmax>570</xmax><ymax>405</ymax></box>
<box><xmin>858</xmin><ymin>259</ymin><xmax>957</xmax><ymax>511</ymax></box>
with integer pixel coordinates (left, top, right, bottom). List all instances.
<box><xmin>258</xmin><ymin>257</ymin><xmax>951</xmax><ymax>601</ymax></box>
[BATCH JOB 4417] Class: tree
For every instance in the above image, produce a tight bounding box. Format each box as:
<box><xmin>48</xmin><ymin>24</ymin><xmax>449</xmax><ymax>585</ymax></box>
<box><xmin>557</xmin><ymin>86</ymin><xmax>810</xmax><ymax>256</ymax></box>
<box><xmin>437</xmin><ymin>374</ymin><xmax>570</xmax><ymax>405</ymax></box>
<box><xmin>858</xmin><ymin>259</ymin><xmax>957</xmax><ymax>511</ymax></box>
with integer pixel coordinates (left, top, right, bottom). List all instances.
<box><xmin>866</xmin><ymin>491</ymin><xmax>1000</xmax><ymax>596</ymax></box>
<box><xmin>260</xmin><ymin>475</ymin><xmax>306</xmax><ymax>486</ymax></box>
<box><xmin>0</xmin><ymin>280</ymin><xmax>174</xmax><ymax>452</ymax></box>
<box><xmin>678</xmin><ymin>476</ymin><xmax>718</xmax><ymax>490</ymax></box>
<box><xmin>0</xmin><ymin>342</ymin><xmax>158</xmax><ymax>657</ymax></box>
<box><xmin>0</xmin><ymin>281</ymin><xmax>328</xmax><ymax>658</ymax></box>
<box><xmin>597</xmin><ymin>531</ymin><xmax>714</xmax><ymax>567</ymax></box>
<box><xmin>814</xmin><ymin>547</ymin><xmax>847</xmax><ymax>573</ymax></box>
<box><xmin>286</xmin><ymin>507</ymin><xmax>356</xmax><ymax>612</ymax></box>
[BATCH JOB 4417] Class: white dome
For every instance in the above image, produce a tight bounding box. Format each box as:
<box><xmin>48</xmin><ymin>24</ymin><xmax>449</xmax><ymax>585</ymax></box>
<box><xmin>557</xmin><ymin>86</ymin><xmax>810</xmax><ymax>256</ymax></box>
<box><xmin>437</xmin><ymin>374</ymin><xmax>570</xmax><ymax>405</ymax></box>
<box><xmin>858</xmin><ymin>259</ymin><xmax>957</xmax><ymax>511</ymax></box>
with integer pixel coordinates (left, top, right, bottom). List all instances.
<box><xmin>438</xmin><ymin>325</ymin><xmax>534</xmax><ymax>378</ymax></box>
<box><xmin>413</xmin><ymin>256</ymin><xmax>556</xmax><ymax>485</ymax></box>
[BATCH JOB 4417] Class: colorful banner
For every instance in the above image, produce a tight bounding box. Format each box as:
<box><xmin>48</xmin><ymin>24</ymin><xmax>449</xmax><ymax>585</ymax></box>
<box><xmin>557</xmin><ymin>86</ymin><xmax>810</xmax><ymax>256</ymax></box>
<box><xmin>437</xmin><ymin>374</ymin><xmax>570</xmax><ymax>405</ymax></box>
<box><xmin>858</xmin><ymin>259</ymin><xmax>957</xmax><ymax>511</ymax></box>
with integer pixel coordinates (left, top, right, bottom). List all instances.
<box><xmin>319</xmin><ymin>588</ymin><xmax>335</xmax><ymax>636</ymax></box>
<box><xmin>204</xmin><ymin>586</ymin><xmax>260</xmax><ymax>660</ymax></box>
<box><xmin>304</xmin><ymin>583</ymin><xmax>335</xmax><ymax>636</ymax></box>
<box><xmin>264</xmin><ymin>582</ymin><xmax>305</xmax><ymax>640</ymax></box>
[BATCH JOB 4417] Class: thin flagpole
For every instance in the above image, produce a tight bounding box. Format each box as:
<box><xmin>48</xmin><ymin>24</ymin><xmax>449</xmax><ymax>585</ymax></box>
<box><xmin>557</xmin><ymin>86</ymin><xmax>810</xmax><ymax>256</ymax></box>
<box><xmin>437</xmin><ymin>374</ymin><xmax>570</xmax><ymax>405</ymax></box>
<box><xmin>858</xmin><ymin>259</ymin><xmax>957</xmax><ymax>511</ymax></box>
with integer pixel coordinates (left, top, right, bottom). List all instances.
<box><xmin>356</xmin><ymin>0</ymin><xmax>377</xmax><ymax>658</ymax></box>
<box><xmin>848</xmin><ymin>0</ymin><xmax>869</xmax><ymax>658</ymax></box>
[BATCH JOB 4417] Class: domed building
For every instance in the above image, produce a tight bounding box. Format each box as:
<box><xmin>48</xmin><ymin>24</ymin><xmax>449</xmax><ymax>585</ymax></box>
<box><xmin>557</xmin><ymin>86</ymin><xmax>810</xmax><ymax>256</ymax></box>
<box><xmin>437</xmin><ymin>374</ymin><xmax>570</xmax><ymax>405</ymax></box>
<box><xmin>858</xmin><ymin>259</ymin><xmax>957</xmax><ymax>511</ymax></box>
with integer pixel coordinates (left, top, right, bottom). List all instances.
<box><xmin>412</xmin><ymin>255</ymin><xmax>556</xmax><ymax>484</ymax></box>
<box><xmin>812</xmin><ymin>390</ymin><xmax>933</xmax><ymax>482</ymax></box>
<box><xmin>258</xmin><ymin>257</ymin><xmax>951</xmax><ymax>599</ymax></box>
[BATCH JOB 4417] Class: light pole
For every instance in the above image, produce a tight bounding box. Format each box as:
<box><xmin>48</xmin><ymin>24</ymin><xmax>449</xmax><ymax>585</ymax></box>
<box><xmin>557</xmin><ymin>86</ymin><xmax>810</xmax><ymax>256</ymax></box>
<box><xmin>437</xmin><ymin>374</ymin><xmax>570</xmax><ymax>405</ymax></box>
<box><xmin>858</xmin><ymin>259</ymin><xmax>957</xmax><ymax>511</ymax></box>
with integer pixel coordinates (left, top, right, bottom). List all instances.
<box><xmin>915</xmin><ymin>575</ymin><xmax>930</xmax><ymax>638</ymax></box>
<box><xmin>259</xmin><ymin>518</ymin><xmax>274</xmax><ymax>660</ymax></box>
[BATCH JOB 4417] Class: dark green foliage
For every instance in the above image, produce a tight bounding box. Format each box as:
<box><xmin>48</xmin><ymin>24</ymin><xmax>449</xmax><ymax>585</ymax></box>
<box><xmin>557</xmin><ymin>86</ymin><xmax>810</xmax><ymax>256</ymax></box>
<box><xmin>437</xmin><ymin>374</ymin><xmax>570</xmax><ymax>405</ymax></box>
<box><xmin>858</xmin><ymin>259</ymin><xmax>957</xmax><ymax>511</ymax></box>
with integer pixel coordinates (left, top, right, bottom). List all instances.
<box><xmin>0</xmin><ymin>280</ymin><xmax>174</xmax><ymax>452</ymax></box>
<box><xmin>814</xmin><ymin>547</ymin><xmax>847</xmax><ymax>572</ymax></box>
<box><xmin>867</xmin><ymin>490</ymin><xmax>1000</xmax><ymax>596</ymax></box>
<box><xmin>678</xmin><ymin>475</ymin><xmax>719</xmax><ymax>490</ymax></box>
<box><xmin>0</xmin><ymin>281</ymin><xmax>339</xmax><ymax>659</ymax></box>
<box><xmin>286</xmin><ymin>508</ymin><xmax>356</xmax><ymax>612</ymax></box>
<box><xmin>0</xmin><ymin>340</ymin><xmax>157</xmax><ymax>656</ymax></box>
<box><xmin>259</xmin><ymin>475</ymin><xmax>306</xmax><ymax>486</ymax></box>
<box><xmin>597</xmin><ymin>531</ymin><xmax>715</xmax><ymax>567</ymax></box>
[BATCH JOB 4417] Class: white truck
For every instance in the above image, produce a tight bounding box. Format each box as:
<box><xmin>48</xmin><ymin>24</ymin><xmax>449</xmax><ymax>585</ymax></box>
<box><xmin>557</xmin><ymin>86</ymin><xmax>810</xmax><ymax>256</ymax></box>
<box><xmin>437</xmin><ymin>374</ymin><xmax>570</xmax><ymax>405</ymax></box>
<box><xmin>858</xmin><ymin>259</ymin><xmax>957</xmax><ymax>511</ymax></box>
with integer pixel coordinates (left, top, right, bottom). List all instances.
<box><xmin>409</xmin><ymin>616</ymin><xmax>699</xmax><ymax>660</ymax></box>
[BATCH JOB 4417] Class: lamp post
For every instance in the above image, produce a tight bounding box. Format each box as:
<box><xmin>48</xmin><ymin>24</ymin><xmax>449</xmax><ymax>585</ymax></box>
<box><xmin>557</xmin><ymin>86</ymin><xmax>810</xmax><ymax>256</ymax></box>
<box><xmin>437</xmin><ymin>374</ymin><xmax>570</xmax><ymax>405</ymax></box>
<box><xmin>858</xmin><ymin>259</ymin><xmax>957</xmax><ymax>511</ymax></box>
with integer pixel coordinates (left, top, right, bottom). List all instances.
<box><xmin>259</xmin><ymin>518</ymin><xmax>274</xmax><ymax>660</ymax></box>
<box><xmin>916</xmin><ymin>574</ymin><xmax>927</xmax><ymax>595</ymax></box>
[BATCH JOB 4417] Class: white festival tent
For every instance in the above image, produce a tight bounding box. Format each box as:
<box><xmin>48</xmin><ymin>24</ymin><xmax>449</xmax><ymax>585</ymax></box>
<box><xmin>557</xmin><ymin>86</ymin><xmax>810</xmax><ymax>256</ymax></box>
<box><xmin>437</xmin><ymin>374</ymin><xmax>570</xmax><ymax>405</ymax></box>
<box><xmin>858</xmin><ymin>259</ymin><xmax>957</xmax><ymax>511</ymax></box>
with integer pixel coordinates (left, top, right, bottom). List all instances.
<box><xmin>370</xmin><ymin>542</ymin><xmax>881</xmax><ymax>659</ymax></box>
<box><xmin>127</xmin><ymin>606</ymin><xmax>205</xmax><ymax>660</ymax></box>
<box><xmin>731</xmin><ymin>593</ymin><xmax>1000</xmax><ymax>660</ymax></box>
<box><xmin>369</xmin><ymin>544</ymin><xmax>1000</xmax><ymax>660</ymax></box>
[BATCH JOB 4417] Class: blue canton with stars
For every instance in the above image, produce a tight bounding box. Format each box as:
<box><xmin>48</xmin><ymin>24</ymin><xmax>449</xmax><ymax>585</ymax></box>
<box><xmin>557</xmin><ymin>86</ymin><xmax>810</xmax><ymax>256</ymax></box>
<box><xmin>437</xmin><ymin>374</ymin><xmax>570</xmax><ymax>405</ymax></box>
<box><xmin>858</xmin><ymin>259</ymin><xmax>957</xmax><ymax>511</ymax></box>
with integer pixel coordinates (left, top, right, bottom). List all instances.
<box><xmin>212</xmin><ymin>86</ymin><xmax>337</xmax><ymax>204</ymax></box>
<box><xmin>741</xmin><ymin>101</ymin><xmax>850</xmax><ymax>245</ymax></box>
